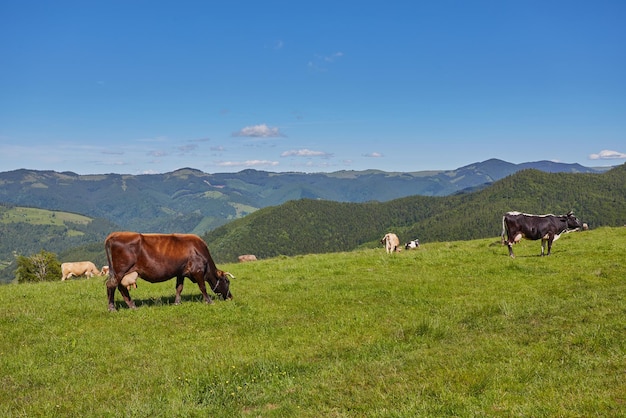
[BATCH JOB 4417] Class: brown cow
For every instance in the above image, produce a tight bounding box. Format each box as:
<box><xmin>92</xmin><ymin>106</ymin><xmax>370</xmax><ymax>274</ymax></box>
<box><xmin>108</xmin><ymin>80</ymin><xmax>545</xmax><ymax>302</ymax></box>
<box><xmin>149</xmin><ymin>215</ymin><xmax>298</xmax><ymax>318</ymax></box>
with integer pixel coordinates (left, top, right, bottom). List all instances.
<box><xmin>104</xmin><ymin>232</ymin><xmax>232</xmax><ymax>312</ymax></box>
<box><xmin>238</xmin><ymin>254</ymin><xmax>258</xmax><ymax>262</ymax></box>
<box><xmin>61</xmin><ymin>261</ymin><xmax>100</xmax><ymax>281</ymax></box>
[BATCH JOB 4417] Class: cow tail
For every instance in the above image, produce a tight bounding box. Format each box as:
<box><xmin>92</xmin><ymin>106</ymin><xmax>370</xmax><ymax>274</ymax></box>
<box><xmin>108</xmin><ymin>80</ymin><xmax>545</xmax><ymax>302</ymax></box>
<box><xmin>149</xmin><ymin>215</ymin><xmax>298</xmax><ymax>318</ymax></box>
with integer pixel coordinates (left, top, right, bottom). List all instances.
<box><xmin>104</xmin><ymin>238</ymin><xmax>116</xmax><ymax>287</ymax></box>
<box><xmin>501</xmin><ymin>216</ymin><xmax>507</xmax><ymax>245</ymax></box>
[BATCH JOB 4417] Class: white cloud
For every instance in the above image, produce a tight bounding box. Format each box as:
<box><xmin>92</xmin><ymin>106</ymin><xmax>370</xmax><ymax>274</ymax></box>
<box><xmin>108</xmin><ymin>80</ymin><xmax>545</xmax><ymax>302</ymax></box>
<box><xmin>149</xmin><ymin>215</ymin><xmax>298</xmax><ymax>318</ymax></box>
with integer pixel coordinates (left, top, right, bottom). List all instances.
<box><xmin>217</xmin><ymin>160</ymin><xmax>279</xmax><ymax>168</ymax></box>
<box><xmin>324</xmin><ymin>52</ymin><xmax>344</xmax><ymax>62</ymax></box>
<box><xmin>308</xmin><ymin>51</ymin><xmax>344</xmax><ymax>72</ymax></box>
<box><xmin>232</xmin><ymin>124</ymin><xmax>285</xmax><ymax>138</ymax></box>
<box><xmin>177</xmin><ymin>144</ymin><xmax>198</xmax><ymax>153</ymax></box>
<box><xmin>281</xmin><ymin>149</ymin><xmax>332</xmax><ymax>158</ymax></box>
<box><xmin>589</xmin><ymin>149</ymin><xmax>626</xmax><ymax>160</ymax></box>
<box><xmin>148</xmin><ymin>150</ymin><xmax>167</xmax><ymax>157</ymax></box>
<box><xmin>363</xmin><ymin>152</ymin><xmax>384</xmax><ymax>158</ymax></box>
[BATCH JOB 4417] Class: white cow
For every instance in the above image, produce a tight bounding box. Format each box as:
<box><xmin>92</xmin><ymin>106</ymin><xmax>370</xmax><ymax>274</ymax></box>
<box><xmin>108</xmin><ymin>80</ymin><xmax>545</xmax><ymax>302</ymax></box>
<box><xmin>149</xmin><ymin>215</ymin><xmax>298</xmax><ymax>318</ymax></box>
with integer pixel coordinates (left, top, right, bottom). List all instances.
<box><xmin>61</xmin><ymin>261</ymin><xmax>101</xmax><ymax>281</ymax></box>
<box><xmin>380</xmin><ymin>233</ymin><xmax>401</xmax><ymax>254</ymax></box>
<box><xmin>238</xmin><ymin>254</ymin><xmax>258</xmax><ymax>262</ymax></box>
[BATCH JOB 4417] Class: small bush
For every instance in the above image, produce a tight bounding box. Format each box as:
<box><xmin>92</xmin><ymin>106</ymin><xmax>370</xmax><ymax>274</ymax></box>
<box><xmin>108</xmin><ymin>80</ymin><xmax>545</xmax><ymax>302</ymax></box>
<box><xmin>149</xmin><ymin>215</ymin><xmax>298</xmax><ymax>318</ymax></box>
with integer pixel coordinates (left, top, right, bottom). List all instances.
<box><xmin>15</xmin><ymin>250</ymin><xmax>61</xmax><ymax>283</ymax></box>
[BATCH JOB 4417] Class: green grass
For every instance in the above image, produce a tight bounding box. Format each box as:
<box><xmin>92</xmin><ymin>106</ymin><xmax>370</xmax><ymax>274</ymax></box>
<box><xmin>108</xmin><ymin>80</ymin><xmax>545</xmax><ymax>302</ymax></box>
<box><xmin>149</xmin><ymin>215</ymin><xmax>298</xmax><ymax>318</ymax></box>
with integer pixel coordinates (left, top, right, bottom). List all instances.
<box><xmin>1</xmin><ymin>227</ymin><xmax>625</xmax><ymax>417</ymax></box>
<box><xmin>0</xmin><ymin>206</ymin><xmax>91</xmax><ymax>226</ymax></box>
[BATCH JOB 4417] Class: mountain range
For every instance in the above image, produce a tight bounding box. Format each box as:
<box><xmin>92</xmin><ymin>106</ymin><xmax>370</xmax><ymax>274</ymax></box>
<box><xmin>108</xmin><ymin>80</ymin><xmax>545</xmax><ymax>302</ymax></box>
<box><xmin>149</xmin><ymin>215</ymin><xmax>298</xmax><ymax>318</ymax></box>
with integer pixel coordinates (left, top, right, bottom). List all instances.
<box><xmin>0</xmin><ymin>159</ymin><xmax>606</xmax><ymax>236</ymax></box>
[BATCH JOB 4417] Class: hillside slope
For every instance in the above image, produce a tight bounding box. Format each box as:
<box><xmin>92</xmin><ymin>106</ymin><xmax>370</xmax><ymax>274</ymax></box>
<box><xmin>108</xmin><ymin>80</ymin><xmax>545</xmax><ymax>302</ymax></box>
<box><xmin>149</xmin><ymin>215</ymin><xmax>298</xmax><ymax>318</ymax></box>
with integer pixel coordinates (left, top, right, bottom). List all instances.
<box><xmin>0</xmin><ymin>159</ymin><xmax>604</xmax><ymax>235</ymax></box>
<box><xmin>203</xmin><ymin>165</ymin><xmax>626</xmax><ymax>262</ymax></box>
<box><xmin>0</xmin><ymin>205</ymin><xmax>118</xmax><ymax>283</ymax></box>
<box><xmin>1</xmin><ymin>228</ymin><xmax>624</xmax><ymax>416</ymax></box>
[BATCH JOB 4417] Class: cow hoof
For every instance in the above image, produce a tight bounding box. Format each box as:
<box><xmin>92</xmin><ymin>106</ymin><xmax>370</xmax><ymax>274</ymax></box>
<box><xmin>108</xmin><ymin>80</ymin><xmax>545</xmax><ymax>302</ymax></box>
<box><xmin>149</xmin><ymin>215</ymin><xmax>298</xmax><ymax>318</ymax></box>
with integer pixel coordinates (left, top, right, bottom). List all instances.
<box><xmin>108</xmin><ymin>305</ymin><xmax>117</xmax><ymax>312</ymax></box>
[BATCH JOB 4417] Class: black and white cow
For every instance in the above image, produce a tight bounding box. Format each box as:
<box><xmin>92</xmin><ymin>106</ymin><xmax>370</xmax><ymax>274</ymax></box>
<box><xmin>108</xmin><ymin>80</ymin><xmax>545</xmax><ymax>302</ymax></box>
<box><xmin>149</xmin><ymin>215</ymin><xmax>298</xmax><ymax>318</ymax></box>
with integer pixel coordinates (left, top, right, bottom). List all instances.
<box><xmin>501</xmin><ymin>211</ymin><xmax>583</xmax><ymax>258</ymax></box>
<box><xmin>405</xmin><ymin>239</ymin><xmax>420</xmax><ymax>250</ymax></box>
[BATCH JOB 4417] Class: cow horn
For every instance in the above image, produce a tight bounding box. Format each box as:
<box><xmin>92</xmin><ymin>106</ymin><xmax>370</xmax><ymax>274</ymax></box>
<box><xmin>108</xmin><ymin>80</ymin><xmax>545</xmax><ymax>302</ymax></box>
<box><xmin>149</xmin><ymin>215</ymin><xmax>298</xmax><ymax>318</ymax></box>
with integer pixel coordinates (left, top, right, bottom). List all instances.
<box><xmin>225</xmin><ymin>272</ymin><xmax>236</xmax><ymax>279</ymax></box>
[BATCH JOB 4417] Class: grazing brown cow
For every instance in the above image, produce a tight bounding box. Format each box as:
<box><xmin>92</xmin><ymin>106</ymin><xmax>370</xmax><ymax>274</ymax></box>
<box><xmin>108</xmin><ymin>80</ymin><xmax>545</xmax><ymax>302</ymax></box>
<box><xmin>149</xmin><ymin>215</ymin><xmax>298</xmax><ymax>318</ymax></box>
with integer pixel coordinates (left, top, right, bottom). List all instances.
<box><xmin>61</xmin><ymin>261</ymin><xmax>100</xmax><ymax>281</ymax></box>
<box><xmin>104</xmin><ymin>232</ymin><xmax>232</xmax><ymax>312</ymax></box>
<box><xmin>238</xmin><ymin>254</ymin><xmax>258</xmax><ymax>262</ymax></box>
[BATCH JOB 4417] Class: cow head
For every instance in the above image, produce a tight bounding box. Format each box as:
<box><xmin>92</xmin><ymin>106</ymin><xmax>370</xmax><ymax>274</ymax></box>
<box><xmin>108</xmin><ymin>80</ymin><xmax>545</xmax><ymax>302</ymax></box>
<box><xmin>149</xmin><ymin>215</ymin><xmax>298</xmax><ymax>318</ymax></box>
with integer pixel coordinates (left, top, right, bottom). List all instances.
<box><xmin>212</xmin><ymin>270</ymin><xmax>233</xmax><ymax>300</ymax></box>
<box><xmin>565</xmin><ymin>211</ymin><xmax>583</xmax><ymax>231</ymax></box>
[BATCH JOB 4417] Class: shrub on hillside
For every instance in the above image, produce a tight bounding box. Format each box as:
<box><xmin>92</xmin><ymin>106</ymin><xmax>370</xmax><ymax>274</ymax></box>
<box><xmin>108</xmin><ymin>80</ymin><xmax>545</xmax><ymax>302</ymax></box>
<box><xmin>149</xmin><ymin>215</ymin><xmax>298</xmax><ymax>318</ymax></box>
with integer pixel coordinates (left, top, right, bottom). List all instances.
<box><xmin>16</xmin><ymin>250</ymin><xmax>62</xmax><ymax>283</ymax></box>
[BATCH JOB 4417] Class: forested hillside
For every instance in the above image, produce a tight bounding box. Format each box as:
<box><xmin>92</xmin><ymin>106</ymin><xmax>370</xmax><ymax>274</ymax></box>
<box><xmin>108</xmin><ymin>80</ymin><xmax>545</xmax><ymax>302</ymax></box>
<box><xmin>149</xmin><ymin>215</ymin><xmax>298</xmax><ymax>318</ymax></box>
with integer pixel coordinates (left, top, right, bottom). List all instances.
<box><xmin>203</xmin><ymin>165</ymin><xmax>626</xmax><ymax>262</ymax></box>
<box><xmin>0</xmin><ymin>160</ymin><xmax>604</xmax><ymax>236</ymax></box>
<box><xmin>0</xmin><ymin>205</ymin><xmax>117</xmax><ymax>283</ymax></box>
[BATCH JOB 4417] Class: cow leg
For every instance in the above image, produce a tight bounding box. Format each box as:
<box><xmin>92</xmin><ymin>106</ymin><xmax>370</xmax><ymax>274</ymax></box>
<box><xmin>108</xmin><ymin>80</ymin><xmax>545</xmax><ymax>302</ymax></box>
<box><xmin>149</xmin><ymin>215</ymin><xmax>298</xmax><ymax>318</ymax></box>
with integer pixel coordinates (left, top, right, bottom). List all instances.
<box><xmin>541</xmin><ymin>238</ymin><xmax>554</xmax><ymax>256</ymax></box>
<box><xmin>174</xmin><ymin>276</ymin><xmax>185</xmax><ymax>305</ymax></box>
<box><xmin>107</xmin><ymin>286</ymin><xmax>117</xmax><ymax>312</ymax></box>
<box><xmin>117</xmin><ymin>284</ymin><xmax>136</xmax><ymax>309</ymax></box>
<box><xmin>546</xmin><ymin>238</ymin><xmax>554</xmax><ymax>256</ymax></box>
<box><xmin>507</xmin><ymin>241</ymin><xmax>515</xmax><ymax>258</ymax></box>
<box><xmin>195</xmin><ymin>278</ymin><xmax>214</xmax><ymax>304</ymax></box>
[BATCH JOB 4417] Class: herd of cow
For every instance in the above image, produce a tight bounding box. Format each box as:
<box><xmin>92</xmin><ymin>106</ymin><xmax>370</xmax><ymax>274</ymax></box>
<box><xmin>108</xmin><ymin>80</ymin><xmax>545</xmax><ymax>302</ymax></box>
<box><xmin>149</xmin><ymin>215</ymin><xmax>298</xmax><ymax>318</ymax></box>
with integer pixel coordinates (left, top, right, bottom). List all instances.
<box><xmin>381</xmin><ymin>210</ymin><xmax>583</xmax><ymax>257</ymax></box>
<box><xmin>60</xmin><ymin>211</ymin><xmax>583</xmax><ymax>311</ymax></box>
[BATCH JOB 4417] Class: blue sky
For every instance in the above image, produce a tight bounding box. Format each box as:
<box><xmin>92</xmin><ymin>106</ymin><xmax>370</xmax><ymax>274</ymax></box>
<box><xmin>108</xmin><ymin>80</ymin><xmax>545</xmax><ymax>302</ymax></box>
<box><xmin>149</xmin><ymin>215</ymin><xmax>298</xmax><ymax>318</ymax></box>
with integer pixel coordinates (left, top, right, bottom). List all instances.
<box><xmin>1</xmin><ymin>1</ymin><xmax>625</xmax><ymax>175</ymax></box>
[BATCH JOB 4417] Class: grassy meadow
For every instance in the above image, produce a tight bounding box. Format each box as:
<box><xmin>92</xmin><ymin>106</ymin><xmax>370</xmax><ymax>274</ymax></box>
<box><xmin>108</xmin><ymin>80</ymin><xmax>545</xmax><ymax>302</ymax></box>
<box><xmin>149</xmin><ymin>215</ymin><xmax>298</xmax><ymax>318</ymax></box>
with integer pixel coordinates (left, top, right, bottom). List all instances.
<box><xmin>1</xmin><ymin>227</ymin><xmax>625</xmax><ymax>417</ymax></box>
<box><xmin>0</xmin><ymin>207</ymin><xmax>91</xmax><ymax>226</ymax></box>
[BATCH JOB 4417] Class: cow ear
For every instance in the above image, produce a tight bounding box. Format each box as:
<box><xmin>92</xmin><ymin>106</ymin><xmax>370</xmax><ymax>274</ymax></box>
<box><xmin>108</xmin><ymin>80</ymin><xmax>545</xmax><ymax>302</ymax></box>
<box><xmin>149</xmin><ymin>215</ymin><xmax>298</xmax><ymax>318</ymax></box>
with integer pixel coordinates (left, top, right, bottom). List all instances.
<box><xmin>567</xmin><ymin>211</ymin><xmax>573</xmax><ymax>216</ymax></box>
